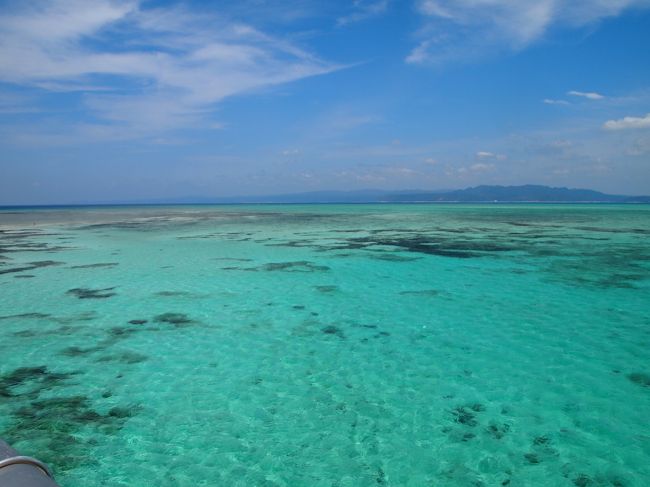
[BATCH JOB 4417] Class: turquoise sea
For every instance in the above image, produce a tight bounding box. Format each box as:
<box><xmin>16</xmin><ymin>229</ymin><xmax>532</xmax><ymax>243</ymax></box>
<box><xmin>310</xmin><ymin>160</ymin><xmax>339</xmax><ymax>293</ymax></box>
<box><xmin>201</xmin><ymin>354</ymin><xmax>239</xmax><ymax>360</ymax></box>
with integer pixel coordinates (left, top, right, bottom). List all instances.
<box><xmin>1</xmin><ymin>204</ymin><xmax>649</xmax><ymax>487</ymax></box>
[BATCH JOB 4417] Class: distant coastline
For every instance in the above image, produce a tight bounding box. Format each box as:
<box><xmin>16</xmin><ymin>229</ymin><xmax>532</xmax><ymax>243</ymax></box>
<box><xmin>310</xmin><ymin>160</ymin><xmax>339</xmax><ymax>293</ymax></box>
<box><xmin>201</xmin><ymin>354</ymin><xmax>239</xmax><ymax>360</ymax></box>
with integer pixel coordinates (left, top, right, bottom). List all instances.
<box><xmin>1</xmin><ymin>185</ymin><xmax>649</xmax><ymax>207</ymax></box>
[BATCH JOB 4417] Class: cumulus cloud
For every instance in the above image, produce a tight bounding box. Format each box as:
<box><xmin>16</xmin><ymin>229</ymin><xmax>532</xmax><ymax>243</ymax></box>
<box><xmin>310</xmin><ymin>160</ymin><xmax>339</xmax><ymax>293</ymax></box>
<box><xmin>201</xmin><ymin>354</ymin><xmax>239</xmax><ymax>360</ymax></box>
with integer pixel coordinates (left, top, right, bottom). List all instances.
<box><xmin>603</xmin><ymin>113</ymin><xmax>650</xmax><ymax>130</ymax></box>
<box><xmin>408</xmin><ymin>0</ymin><xmax>650</xmax><ymax>64</ymax></box>
<box><xmin>568</xmin><ymin>90</ymin><xmax>605</xmax><ymax>100</ymax></box>
<box><xmin>0</xmin><ymin>0</ymin><xmax>340</xmax><ymax>137</ymax></box>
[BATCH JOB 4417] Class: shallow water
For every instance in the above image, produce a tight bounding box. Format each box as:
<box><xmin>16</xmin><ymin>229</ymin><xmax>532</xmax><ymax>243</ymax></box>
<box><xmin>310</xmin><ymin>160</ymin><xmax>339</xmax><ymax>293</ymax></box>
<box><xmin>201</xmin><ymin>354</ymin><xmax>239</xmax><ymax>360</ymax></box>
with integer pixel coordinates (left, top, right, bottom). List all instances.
<box><xmin>1</xmin><ymin>204</ymin><xmax>649</xmax><ymax>487</ymax></box>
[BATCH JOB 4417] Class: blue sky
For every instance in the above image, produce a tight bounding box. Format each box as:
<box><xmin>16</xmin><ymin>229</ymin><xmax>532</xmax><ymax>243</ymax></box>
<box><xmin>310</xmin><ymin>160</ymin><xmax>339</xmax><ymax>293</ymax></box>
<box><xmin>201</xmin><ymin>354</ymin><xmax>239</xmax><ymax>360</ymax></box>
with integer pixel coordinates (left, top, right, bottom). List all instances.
<box><xmin>1</xmin><ymin>0</ymin><xmax>650</xmax><ymax>204</ymax></box>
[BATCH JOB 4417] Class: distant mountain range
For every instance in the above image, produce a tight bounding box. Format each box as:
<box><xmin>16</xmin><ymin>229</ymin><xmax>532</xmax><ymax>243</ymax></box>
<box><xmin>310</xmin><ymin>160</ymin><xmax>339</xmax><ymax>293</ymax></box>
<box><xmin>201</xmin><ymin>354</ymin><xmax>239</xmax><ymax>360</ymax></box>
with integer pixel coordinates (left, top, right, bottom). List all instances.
<box><xmin>131</xmin><ymin>185</ymin><xmax>650</xmax><ymax>205</ymax></box>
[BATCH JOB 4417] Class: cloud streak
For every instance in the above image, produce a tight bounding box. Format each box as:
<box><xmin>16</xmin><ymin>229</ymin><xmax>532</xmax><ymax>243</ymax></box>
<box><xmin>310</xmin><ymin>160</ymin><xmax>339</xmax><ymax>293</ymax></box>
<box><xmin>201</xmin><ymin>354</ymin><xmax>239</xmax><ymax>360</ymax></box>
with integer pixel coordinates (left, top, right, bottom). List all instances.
<box><xmin>408</xmin><ymin>0</ymin><xmax>650</xmax><ymax>64</ymax></box>
<box><xmin>568</xmin><ymin>90</ymin><xmax>605</xmax><ymax>100</ymax></box>
<box><xmin>0</xmin><ymin>0</ymin><xmax>340</xmax><ymax>138</ymax></box>
<box><xmin>337</xmin><ymin>0</ymin><xmax>389</xmax><ymax>26</ymax></box>
<box><xmin>543</xmin><ymin>98</ymin><xmax>570</xmax><ymax>105</ymax></box>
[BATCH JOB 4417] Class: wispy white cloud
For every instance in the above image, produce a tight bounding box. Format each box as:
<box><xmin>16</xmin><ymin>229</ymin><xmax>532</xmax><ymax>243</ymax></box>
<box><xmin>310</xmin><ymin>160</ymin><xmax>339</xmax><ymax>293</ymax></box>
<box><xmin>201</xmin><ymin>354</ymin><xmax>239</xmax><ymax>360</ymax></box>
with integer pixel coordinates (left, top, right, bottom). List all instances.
<box><xmin>337</xmin><ymin>0</ymin><xmax>389</xmax><ymax>26</ymax></box>
<box><xmin>456</xmin><ymin>162</ymin><xmax>495</xmax><ymax>174</ymax></box>
<box><xmin>0</xmin><ymin>0</ymin><xmax>340</xmax><ymax>139</ymax></box>
<box><xmin>568</xmin><ymin>90</ymin><xmax>605</xmax><ymax>100</ymax></box>
<box><xmin>543</xmin><ymin>98</ymin><xmax>570</xmax><ymax>105</ymax></box>
<box><xmin>470</xmin><ymin>162</ymin><xmax>495</xmax><ymax>171</ymax></box>
<box><xmin>0</xmin><ymin>93</ymin><xmax>41</xmax><ymax>114</ymax></box>
<box><xmin>476</xmin><ymin>151</ymin><xmax>506</xmax><ymax>160</ymax></box>
<box><xmin>408</xmin><ymin>0</ymin><xmax>650</xmax><ymax>64</ymax></box>
<box><xmin>627</xmin><ymin>135</ymin><xmax>650</xmax><ymax>155</ymax></box>
<box><xmin>603</xmin><ymin>113</ymin><xmax>650</xmax><ymax>130</ymax></box>
<box><xmin>302</xmin><ymin>107</ymin><xmax>382</xmax><ymax>141</ymax></box>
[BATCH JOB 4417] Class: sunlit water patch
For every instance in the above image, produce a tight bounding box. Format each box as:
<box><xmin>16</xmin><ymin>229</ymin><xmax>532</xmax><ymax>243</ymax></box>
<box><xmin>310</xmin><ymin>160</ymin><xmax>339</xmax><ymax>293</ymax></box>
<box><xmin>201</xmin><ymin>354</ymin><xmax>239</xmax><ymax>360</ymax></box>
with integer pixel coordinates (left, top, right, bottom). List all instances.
<box><xmin>1</xmin><ymin>204</ymin><xmax>649</xmax><ymax>486</ymax></box>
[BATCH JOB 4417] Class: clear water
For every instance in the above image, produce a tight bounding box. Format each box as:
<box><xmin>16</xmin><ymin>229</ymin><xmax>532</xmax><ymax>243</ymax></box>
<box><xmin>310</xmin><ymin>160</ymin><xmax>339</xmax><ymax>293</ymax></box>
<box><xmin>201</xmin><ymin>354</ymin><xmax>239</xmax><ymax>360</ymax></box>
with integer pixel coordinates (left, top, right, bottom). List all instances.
<box><xmin>1</xmin><ymin>204</ymin><xmax>649</xmax><ymax>487</ymax></box>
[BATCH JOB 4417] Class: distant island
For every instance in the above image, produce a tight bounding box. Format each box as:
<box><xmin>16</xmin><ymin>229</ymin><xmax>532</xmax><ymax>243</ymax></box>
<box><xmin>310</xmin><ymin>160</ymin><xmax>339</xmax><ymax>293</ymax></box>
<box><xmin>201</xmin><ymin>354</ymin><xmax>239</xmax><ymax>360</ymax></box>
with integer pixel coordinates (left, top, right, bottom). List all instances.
<box><xmin>121</xmin><ymin>185</ymin><xmax>650</xmax><ymax>205</ymax></box>
<box><xmin>7</xmin><ymin>185</ymin><xmax>649</xmax><ymax>207</ymax></box>
<box><xmin>381</xmin><ymin>185</ymin><xmax>650</xmax><ymax>203</ymax></box>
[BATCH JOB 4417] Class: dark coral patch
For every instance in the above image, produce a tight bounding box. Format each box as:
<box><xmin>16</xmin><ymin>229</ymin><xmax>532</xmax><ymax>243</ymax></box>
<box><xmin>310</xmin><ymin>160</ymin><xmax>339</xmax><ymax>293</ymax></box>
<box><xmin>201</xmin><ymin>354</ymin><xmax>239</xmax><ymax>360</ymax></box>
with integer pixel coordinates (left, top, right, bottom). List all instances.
<box><xmin>128</xmin><ymin>319</ymin><xmax>148</xmax><ymax>325</ymax></box>
<box><xmin>5</xmin><ymin>394</ymin><xmax>138</xmax><ymax>472</ymax></box>
<box><xmin>573</xmin><ymin>474</ymin><xmax>593</xmax><ymax>486</ymax></box>
<box><xmin>486</xmin><ymin>422</ymin><xmax>510</xmax><ymax>439</ymax></box>
<box><xmin>108</xmin><ymin>406</ymin><xmax>136</xmax><ymax>418</ymax></box>
<box><xmin>0</xmin><ymin>366</ymin><xmax>76</xmax><ymax>399</ymax></box>
<box><xmin>212</xmin><ymin>257</ymin><xmax>253</xmax><ymax>262</ymax></box>
<box><xmin>341</xmin><ymin>235</ymin><xmax>490</xmax><ymax>258</ymax></box>
<box><xmin>66</xmin><ymin>287</ymin><xmax>116</xmax><ymax>299</ymax></box>
<box><xmin>154</xmin><ymin>312</ymin><xmax>195</xmax><ymax>327</ymax></box>
<box><xmin>95</xmin><ymin>326</ymin><xmax>145</xmax><ymax>348</ymax></box>
<box><xmin>450</xmin><ymin>403</ymin><xmax>485</xmax><ymax>427</ymax></box>
<box><xmin>53</xmin><ymin>311</ymin><xmax>97</xmax><ymax>324</ymax></box>
<box><xmin>322</xmin><ymin>325</ymin><xmax>345</xmax><ymax>339</ymax></box>
<box><xmin>12</xmin><ymin>330</ymin><xmax>38</xmax><ymax>337</ymax></box>
<box><xmin>260</xmin><ymin>261</ymin><xmax>330</xmax><ymax>272</ymax></box>
<box><xmin>68</xmin><ymin>263</ymin><xmax>118</xmax><ymax>269</ymax></box>
<box><xmin>370</xmin><ymin>253</ymin><xmax>420</xmax><ymax>262</ymax></box>
<box><xmin>13</xmin><ymin>324</ymin><xmax>87</xmax><ymax>338</ymax></box>
<box><xmin>399</xmin><ymin>289</ymin><xmax>439</xmax><ymax>297</ymax></box>
<box><xmin>524</xmin><ymin>453</ymin><xmax>541</xmax><ymax>465</ymax></box>
<box><xmin>0</xmin><ymin>312</ymin><xmax>50</xmax><ymax>321</ymax></box>
<box><xmin>0</xmin><ymin>366</ymin><xmax>46</xmax><ymax>397</ymax></box>
<box><xmin>95</xmin><ymin>351</ymin><xmax>148</xmax><ymax>364</ymax></box>
<box><xmin>108</xmin><ymin>326</ymin><xmax>140</xmax><ymax>338</ymax></box>
<box><xmin>154</xmin><ymin>291</ymin><xmax>201</xmax><ymax>297</ymax></box>
<box><xmin>315</xmin><ymin>285</ymin><xmax>338</xmax><ymax>293</ymax></box>
<box><xmin>0</xmin><ymin>260</ymin><xmax>63</xmax><ymax>275</ymax></box>
<box><xmin>533</xmin><ymin>435</ymin><xmax>550</xmax><ymax>445</ymax></box>
<box><xmin>60</xmin><ymin>346</ymin><xmax>102</xmax><ymax>357</ymax></box>
<box><xmin>627</xmin><ymin>372</ymin><xmax>650</xmax><ymax>387</ymax></box>
<box><xmin>451</xmin><ymin>407</ymin><xmax>478</xmax><ymax>427</ymax></box>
